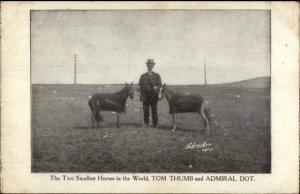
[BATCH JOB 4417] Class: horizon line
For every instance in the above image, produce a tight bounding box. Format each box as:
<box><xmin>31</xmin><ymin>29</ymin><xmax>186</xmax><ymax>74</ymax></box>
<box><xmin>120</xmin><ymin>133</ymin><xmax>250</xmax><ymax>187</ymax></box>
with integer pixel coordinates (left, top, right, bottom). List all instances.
<box><xmin>32</xmin><ymin>76</ymin><xmax>270</xmax><ymax>85</ymax></box>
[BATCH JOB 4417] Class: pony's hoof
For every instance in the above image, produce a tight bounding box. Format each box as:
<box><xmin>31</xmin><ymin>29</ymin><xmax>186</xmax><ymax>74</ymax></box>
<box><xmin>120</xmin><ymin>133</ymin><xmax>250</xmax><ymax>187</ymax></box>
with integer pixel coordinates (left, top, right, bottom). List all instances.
<box><xmin>205</xmin><ymin>129</ymin><xmax>210</xmax><ymax>135</ymax></box>
<box><xmin>171</xmin><ymin>128</ymin><xmax>176</xmax><ymax>132</ymax></box>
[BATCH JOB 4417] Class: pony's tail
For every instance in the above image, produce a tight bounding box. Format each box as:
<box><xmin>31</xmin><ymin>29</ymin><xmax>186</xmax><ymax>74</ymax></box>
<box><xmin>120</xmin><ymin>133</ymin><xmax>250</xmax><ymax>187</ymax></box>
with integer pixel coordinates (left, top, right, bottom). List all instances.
<box><xmin>94</xmin><ymin>111</ymin><xmax>104</xmax><ymax>122</ymax></box>
<box><xmin>203</xmin><ymin>100</ymin><xmax>211</xmax><ymax>122</ymax></box>
<box><xmin>88</xmin><ymin>98</ymin><xmax>104</xmax><ymax>122</ymax></box>
<box><xmin>204</xmin><ymin>108</ymin><xmax>210</xmax><ymax>122</ymax></box>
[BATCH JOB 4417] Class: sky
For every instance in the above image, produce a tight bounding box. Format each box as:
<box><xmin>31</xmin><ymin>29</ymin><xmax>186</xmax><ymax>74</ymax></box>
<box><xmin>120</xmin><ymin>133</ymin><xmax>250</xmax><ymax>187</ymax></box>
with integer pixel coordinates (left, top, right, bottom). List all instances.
<box><xmin>31</xmin><ymin>10</ymin><xmax>270</xmax><ymax>84</ymax></box>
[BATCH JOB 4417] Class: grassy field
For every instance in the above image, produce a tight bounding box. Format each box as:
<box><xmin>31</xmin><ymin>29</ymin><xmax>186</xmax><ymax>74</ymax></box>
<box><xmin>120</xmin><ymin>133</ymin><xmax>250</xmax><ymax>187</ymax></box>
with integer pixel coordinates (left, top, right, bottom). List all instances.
<box><xmin>32</xmin><ymin>83</ymin><xmax>270</xmax><ymax>173</ymax></box>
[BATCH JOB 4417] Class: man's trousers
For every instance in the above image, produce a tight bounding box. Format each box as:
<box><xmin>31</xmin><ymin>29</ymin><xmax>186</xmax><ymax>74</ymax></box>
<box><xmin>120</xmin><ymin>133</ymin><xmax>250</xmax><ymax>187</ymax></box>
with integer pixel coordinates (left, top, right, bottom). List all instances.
<box><xmin>143</xmin><ymin>100</ymin><xmax>158</xmax><ymax>127</ymax></box>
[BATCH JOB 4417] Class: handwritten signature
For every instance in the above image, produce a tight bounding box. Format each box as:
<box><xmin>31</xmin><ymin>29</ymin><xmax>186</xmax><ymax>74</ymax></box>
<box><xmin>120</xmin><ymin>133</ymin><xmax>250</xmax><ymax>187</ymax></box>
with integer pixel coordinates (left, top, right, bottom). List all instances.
<box><xmin>185</xmin><ymin>141</ymin><xmax>213</xmax><ymax>152</ymax></box>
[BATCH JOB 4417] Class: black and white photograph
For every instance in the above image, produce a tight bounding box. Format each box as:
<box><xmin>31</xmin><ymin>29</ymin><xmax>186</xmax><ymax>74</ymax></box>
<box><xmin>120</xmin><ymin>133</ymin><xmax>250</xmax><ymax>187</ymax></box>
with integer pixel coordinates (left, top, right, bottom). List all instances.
<box><xmin>2</xmin><ymin>1</ymin><xmax>300</xmax><ymax>193</ymax></box>
<box><xmin>31</xmin><ymin>10</ymin><xmax>271</xmax><ymax>173</ymax></box>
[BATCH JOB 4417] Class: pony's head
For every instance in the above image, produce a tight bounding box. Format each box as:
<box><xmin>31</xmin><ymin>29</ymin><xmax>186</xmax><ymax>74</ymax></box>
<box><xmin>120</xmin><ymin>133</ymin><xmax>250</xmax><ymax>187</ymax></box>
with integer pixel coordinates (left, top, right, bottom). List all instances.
<box><xmin>158</xmin><ymin>83</ymin><xmax>167</xmax><ymax>100</ymax></box>
<box><xmin>125</xmin><ymin>82</ymin><xmax>135</xmax><ymax>99</ymax></box>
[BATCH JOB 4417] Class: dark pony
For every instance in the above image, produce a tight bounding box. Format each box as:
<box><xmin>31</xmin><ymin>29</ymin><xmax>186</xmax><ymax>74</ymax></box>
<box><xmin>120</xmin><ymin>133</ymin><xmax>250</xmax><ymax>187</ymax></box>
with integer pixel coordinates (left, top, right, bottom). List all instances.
<box><xmin>88</xmin><ymin>82</ymin><xmax>134</xmax><ymax>128</ymax></box>
<box><xmin>159</xmin><ymin>84</ymin><xmax>211</xmax><ymax>134</ymax></box>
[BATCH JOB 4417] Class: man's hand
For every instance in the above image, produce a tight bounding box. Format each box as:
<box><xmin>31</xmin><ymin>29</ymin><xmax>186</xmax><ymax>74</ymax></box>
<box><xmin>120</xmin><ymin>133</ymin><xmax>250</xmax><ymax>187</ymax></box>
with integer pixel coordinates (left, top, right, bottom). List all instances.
<box><xmin>153</xmin><ymin>86</ymin><xmax>160</xmax><ymax>93</ymax></box>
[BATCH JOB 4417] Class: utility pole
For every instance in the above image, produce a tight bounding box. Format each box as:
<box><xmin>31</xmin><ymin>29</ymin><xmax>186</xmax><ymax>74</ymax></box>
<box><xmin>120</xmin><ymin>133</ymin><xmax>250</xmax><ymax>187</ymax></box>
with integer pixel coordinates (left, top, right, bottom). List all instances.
<box><xmin>74</xmin><ymin>54</ymin><xmax>77</xmax><ymax>84</ymax></box>
<box><xmin>204</xmin><ymin>58</ymin><xmax>207</xmax><ymax>85</ymax></box>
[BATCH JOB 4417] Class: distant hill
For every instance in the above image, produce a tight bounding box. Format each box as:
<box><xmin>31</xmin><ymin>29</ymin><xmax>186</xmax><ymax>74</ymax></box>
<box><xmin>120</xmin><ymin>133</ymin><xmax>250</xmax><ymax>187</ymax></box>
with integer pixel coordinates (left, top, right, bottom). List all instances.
<box><xmin>217</xmin><ymin>77</ymin><xmax>271</xmax><ymax>88</ymax></box>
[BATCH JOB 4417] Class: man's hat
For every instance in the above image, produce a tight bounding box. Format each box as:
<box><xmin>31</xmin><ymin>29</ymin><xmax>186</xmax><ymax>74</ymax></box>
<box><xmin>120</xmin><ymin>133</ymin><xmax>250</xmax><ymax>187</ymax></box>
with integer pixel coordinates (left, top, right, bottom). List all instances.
<box><xmin>146</xmin><ymin>59</ymin><xmax>155</xmax><ymax>65</ymax></box>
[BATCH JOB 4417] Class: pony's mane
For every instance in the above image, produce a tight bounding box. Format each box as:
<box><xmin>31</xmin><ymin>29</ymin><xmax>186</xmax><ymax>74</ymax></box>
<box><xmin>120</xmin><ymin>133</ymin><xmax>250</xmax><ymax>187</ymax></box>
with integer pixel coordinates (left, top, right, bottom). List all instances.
<box><xmin>163</xmin><ymin>85</ymin><xmax>175</xmax><ymax>101</ymax></box>
<box><xmin>117</xmin><ymin>84</ymin><xmax>129</xmax><ymax>93</ymax></box>
<box><xmin>116</xmin><ymin>84</ymin><xmax>134</xmax><ymax>100</ymax></box>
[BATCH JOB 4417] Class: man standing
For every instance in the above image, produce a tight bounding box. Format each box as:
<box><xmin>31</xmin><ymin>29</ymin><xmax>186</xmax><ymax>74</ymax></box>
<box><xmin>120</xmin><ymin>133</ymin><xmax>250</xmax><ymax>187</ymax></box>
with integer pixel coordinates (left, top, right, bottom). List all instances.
<box><xmin>138</xmin><ymin>59</ymin><xmax>162</xmax><ymax>128</ymax></box>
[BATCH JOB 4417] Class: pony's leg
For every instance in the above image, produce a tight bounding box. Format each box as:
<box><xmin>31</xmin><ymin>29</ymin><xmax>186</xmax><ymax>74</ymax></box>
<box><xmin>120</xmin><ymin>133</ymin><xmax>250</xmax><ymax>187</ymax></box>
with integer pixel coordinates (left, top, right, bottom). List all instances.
<box><xmin>200</xmin><ymin>101</ymin><xmax>210</xmax><ymax>135</ymax></box>
<box><xmin>96</xmin><ymin>110</ymin><xmax>100</xmax><ymax>128</ymax></box>
<box><xmin>116</xmin><ymin>113</ymin><xmax>120</xmax><ymax>128</ymax></box>
<box><xmin>96</xmin><ymin>119</ymin><xmax>100</xmax><ymax>128</ymax></box>
<box><xmin>172</xmin><ymin>113</ymin><xmax>176</xmax><ymax>132</ymax></box>
<box><xmin>91</xmin><ymin>113</ymin><xmax>95</xmax><ymax>128</ymax></box>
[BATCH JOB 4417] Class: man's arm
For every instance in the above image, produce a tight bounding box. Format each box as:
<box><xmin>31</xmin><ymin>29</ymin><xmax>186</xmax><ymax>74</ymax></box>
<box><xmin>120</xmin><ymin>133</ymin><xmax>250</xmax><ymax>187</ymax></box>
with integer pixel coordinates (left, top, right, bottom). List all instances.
<box><xmin>156</xmin><ymin>74</ymin><xmax>162</xmax><ymax>87</ymax></box>
<box><xmin>137</xmin><ymin>75</ymin><xmax>142</xmax><ymax>92</ymax></box>
<box><xmin>153</xmin><ymin>74</ymin><xmax>162</xmax><ymax>91</ymax></box>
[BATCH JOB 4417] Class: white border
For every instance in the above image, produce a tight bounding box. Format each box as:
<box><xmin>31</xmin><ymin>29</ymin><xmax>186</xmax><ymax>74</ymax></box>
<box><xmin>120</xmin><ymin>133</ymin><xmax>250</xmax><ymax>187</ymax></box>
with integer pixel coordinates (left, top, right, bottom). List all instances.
<box><xmin>1</xmin><ymin>1</ymin><xmax>299</xmax><ymax>193</ymax></box>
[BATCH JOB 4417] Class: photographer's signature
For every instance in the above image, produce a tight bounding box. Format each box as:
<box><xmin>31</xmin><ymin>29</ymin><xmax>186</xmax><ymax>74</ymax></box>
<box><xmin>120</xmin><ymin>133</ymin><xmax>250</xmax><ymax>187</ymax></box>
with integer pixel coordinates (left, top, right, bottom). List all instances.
<box><xmin>185</xmin><ymin>141</ymin><xmax>213</xmax><ymax>152</ymax></box>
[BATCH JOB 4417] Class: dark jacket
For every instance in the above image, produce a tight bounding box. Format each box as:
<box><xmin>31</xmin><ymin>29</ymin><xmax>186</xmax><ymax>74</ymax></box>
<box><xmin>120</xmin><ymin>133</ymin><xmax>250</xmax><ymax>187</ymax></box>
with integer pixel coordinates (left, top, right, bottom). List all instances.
<box><xmin>138</xmin><ymin>72</ymin><xmax>162</xmax><ymax>102</ymax></box>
